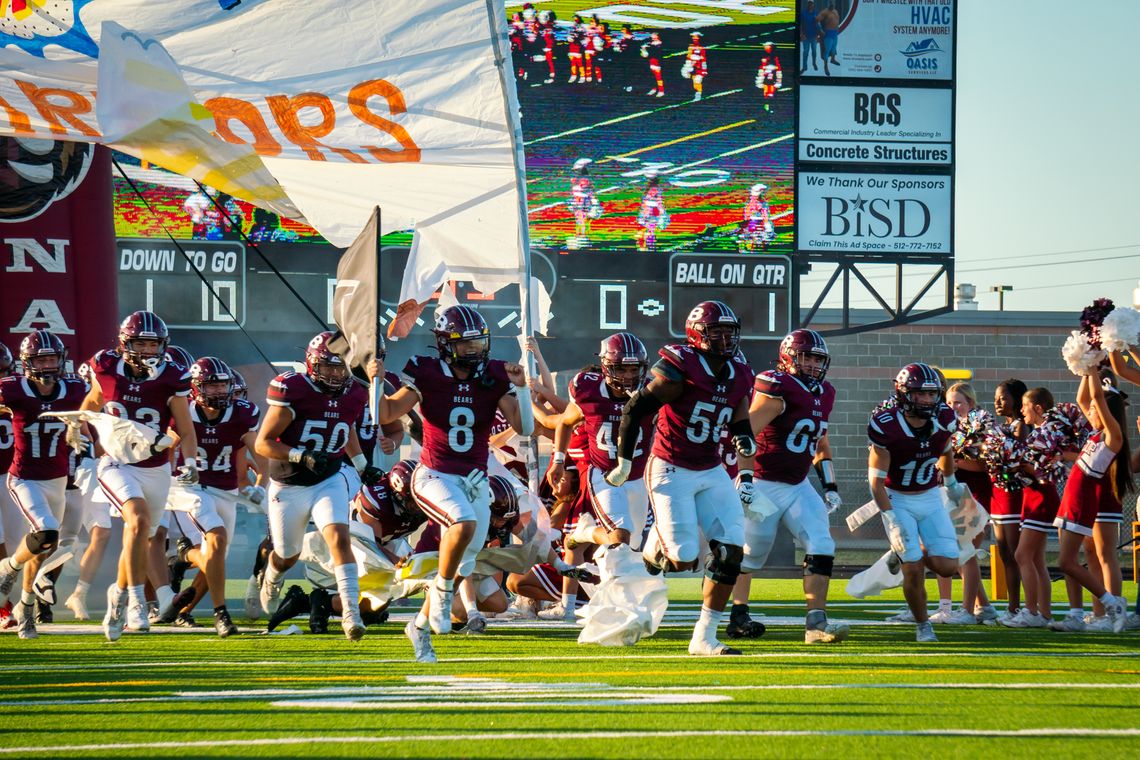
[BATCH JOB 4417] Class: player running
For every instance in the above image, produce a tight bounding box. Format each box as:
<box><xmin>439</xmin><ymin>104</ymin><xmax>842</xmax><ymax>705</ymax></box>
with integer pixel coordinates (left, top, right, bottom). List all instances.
<box><xmin>569</xmin><ymin>158</ymin><xmax>602</xmax><ymax>248</ymax></box>
<box><xmin>609</xmin><ymin>301</ymin><xmax>756</xmax><ymax>655</ymax></box>
<box><xmin>868</xmin><ymin>363</ymin><xmax>963</xmax><ymax>643</ymax></box>
<box><xmin>683</xmin><ymin>31</ymin><xmax>708</xmax><ymax>100</ymax></box>
<box><xmin>640</xmin><ymin>31</ymin><xmax>665</xmax><ymax>97</ymax></box>
<box><xmin>255</xmin><ymin>331</ymin><xmax>380</xmax><ymax>641</ymax></box>
<box><xmin>755</xmin><ymin>41</ymin><xmax>782</xmax><ymax>112</ymax></box>
<box><xmin>740</xmin><ymin>184</ymin><xmax>774</xmax><ymax>252</ymax></box>
<box><xmin>636</xmin><ymin>174</ymin><xmax>668</xmax><ymax>252</ymax></box>
<box><xmin>372</xmin><ymin>306</ymin><xmax>529</xmax><ymax>663</ymax></box>
<box><xmin>739</xmin><ymin>330</ymin><xmax>849</xmax><ymax>644</ymax></box>
<box><xmin>0</xmin><ymin>331</ymin><xmax>87</xmax><ymax>639</ymax></box>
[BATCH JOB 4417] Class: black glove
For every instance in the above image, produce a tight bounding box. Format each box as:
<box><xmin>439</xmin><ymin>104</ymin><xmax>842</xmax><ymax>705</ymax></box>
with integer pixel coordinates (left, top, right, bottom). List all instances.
<box><xmin>361</xmin><ymin>465</ymin><xmax>384</xmax><ymax>486</ymax></box>
<box><xmin>300</xmin><ymin>449</ymin><xmax>330</xmax><ymax>475</ymax></box>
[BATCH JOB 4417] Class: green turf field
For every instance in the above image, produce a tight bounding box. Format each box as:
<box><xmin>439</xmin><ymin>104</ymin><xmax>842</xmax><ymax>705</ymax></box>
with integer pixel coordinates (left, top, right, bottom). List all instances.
<box><xmin>5</xmin><ymin>578</ymin><xmax>1138</xmax><ymax>758</ymax></box>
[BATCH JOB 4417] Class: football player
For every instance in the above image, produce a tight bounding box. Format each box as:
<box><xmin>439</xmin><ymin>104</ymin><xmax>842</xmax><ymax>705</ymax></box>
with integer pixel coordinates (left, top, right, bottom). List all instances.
<box><xmin>741</xmin><ymin>184</ymin><xmax>774</xmax><ymax>253</ymax></box>
<box><xmin>255</xmin><ymin>331</ymin><xmax>380</xmax><ymax>641</ymax></box>
<box><xmin>684</xmin><ymin>31</ymin><xmax>707</xmax><ymax>100</ymax></box>
<box><xmin>739</xmin><ymin>329</ymin><xmax>849</xmax><ymax>644</ymax></box>
<box><xmin>549</xmin><ymin>332</ymin><xmax>654</xmax><ymax>553</ymax></box>
<box><xmin>635</xmin><ymin>174</ymin><xmax>668</xmax><ymax>252</ymax></box>
<box><xmin>755</xmin><ymin>41</ymin><xmax>782</xmax><ymax>112</ymax></box>
<box><xmin>0</xmin><ymin>331</ymin><xmax>88</xmax><ymax>638</ymax></box>
<box><xmin>372</xmin><ymin>306</ymin><xmax>528</xmax><ymax>662</ymax></box>
<box><xmin>609</xmin><ymin>301</ymin><xmax>756</xmax><ymax>655</ymax></box>
<box><xmin>82</xmin><ymin>312</ymin><xmax>198</xmax><ymax>641</ymax></box>
<box><xmin>868</xmin><ymin>363</ymin><xmax>963</xmax><ymax>643</ymax></box>
<box><xmin>641</xmin><ymin>30</ymin><xmax>665</xmax><ymax>97</ymax></box>
<box><xmin>0</xmin><ymin>342</ymin><xmax>15</xmax><ymax>627</ymax></box>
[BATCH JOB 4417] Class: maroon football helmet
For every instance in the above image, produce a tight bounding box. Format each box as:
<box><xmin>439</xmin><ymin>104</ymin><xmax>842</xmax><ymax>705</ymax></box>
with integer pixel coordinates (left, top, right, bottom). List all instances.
<box><xmin>119</xmin><ymin>311</ymin><xmax>170</xmax><ymax>373</ymax></box>
<box><xmin>190</xmin><ymin>357</ymin><xmax>234</xmax><ymax>409</ymax></box>
<box><xmin>0</xmin><ymin>342</ymin><xmax>14</xmax><ymax>378</ymax></box>
<box><xmin>489</xmin><ymin>474</ymin><xmax>520</xmax><ymax>526</ymax></box>
<box><xmin>894</xmin><ymin>363</ymin><xmax>943</xmax><ymax>419</ymax></box>
<box><xmin>386</xmin><ymin>459</ymin><xmax>419</xmax><ymax>515</ymax></box>
<box><xmin>433</xmin><ymin>306</ymin><xmax>490</xmax><ymax>371</ymax></box>
<box><xmin>777</xmin><ymin>329</ymin><xmax>830</xmax><ymax>388</ymax></box>
<box><xmin>685</xmin><ymin>300</ymin><xmax>740</xmax><ymax>358</ymax></box>
<box><xmin>305</xmin><ymin>331</ymin><xmax>350</xmax><ymax>393</ymax></box>
<box><xmin>19</xmin><ymin>330</ymin><xmax>66</xmax><ymax>383</ymax></box>
<box><xmin>231</xmin><ymin>369</ymin><xmax>248</xmax><ymax>400</ymax></box>
<box><xmin>598</xmin><ymin>332</ymin><xmax>648</xmax><ymax>393</ymax></box>
<box><xmin>165</xmin><ymin>345</ymin><xmax>195</xmax><ymax>369</ymax></box>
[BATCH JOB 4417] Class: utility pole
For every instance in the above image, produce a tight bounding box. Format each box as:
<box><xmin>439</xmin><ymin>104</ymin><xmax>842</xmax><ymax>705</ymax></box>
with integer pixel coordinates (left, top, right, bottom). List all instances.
<box><xmin>990</xmin><ymin>285</ymin><xmax>1013</xmax><ymax>311</ymax></box>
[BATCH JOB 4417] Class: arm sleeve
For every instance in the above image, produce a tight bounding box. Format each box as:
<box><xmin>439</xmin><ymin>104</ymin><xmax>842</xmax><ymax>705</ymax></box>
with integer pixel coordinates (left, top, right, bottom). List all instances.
<box><xmin>616</xmin><ymin>389</ymin><xmax>663</xmax><ymax>461</ymax></box>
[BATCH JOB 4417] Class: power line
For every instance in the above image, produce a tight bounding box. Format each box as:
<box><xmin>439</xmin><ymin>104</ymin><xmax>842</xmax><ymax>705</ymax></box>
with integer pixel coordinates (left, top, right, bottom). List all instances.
<box><xmin>959</xmin><ymin>242</ymin><xmax>1140</xmax><ymax>265</ymax></box>
<box><xmin>958</xmin><ymin>252</ymin><xmax>1139</xmax><ymax>274</ymax></box>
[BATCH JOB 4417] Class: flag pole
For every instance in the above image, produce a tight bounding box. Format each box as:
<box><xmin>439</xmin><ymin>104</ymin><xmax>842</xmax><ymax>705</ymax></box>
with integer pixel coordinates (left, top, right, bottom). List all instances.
<box><xmin>369</xmin><ymin>205</ymin><xmax>384</xmax><ymax>438</ymax></box>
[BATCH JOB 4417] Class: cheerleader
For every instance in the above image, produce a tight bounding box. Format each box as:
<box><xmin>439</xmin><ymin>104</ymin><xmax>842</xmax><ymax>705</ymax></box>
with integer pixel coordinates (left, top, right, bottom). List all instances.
<box><xmin>988</xmin><ymin>379</ymin><xmax>1028</xmax><ymax>621</ymax></box>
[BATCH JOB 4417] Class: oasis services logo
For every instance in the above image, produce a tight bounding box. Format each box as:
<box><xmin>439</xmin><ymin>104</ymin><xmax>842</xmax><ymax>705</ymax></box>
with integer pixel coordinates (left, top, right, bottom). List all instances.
<box><xmin>899</xmin><ymin>38</ymin><xmax>944</xmax><ymax>71</ymax></box>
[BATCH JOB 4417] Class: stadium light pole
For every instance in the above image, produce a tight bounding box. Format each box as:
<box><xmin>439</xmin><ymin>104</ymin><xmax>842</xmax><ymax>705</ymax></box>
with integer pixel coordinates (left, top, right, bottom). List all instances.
<box><xmin>990</xmin><ymin>285</ymin><xmax>1013</xmax><ymax>311</ymax></box>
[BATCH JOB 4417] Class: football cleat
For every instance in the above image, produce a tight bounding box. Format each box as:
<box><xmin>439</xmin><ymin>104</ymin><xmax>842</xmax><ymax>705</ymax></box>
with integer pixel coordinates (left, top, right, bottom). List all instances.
<box><xmin>564</xmin><ymin>513</ymin><xmax>597</xmax><ymax>551</ymax></box>
<box><xmin>428</xmin><ymin>582</ymin><xmax>454</xmax><ymax>635</ymax></box>
<box><xmin>266</xmin><ymin>585</ymin><xmax>310</xmax><ymax>632</ymax></box>
<box><xmin>214</xmin><ymin>609</ymin><xmax>238</xmax><ymax>638</ymax></box>
<box><xmin>688</xmin><ymin>639</ymin><xmax>742</xmax><ymax>656</ymax></box>
<box><xmin>173</xmin><ymin>612</ymin><xmax>202</xmax><ymax>628</ymax></box>
<box><xmin>244</xmin><ymin>574</ymin><xmax>263</xmax><ymax>620</ymax></box>
<box><xmin>726</xmin><ymin>604</ymin><xmax>766</xmax><ymax>639</ymax></box>
<box><xmin>915</xmin><ymin>621</ymin><xmax>938</xmax><ymax>643</ymax></box>
<box><xmin>146</xmin><ymin>599</ymin><xmax>160</xmax><ymax>624</ymax></box>
<box><xmin>500</xmin><ymin>596</ymin><xmax>539</xmax><ymax>620</ymax></box>
<box><xmin>103</xmin><ymin>585</ymin><xmax>126</xmax><ymax>642</ymax></box>
<box><xmin>17</xmin><ymin>603</ymin><xmax>38</xmax><ymax>639</ymax></box>
<box><xmin>35</xmin><ymin>599</ymin><xmax>53</xmax><ymax>625</ymax></box>
<box><xmin>405</xmin><ymin>620</ymin><xmax>437</xmax><ymax>664</ymax></box>
<box><xmin>465</xmin><ymin>611</ymin><xmax>488</xmax><ymax>634</ymax></box>
<box><xmin>129</xmin><ymin>602</ymin><xmax>151</xmax><ymax>632</ymax></box>
<box><xmin>537</xmin><ymin>603</ymin><xmax>575</xmax><ymax>622</ymax></box>
<box><xmin>260</xmin><ymin>574</ymin><xmax>284</xmax><ymax>616</ymax></box>
<box><xmin>342</xmin><ymin>610</ymin><xmax>366</xmax><ymax>641</ymax></box>
<box><xmin>157</xmin><ymin>588</ymin><xmax>196</xmax><ymax>624</ymax></box>
<box><xmin>308</xmin><ymin>588</ymin><xmax>333</xmax><ymax>634</ymax></box>
<box><xmin>0</xmin><ymin>565</ymin><xmax>18</xmax><ymax>597</ymax></box>
<box><xmin>65</xmin><ymin>592</ymin><xmax>89</xmax><ymax>621</ymax></box>
<box><xmin>805</xmin><ymin>622</ymin><xmax>850</xmax><ymax>644</ymax></box>
<box><xmin>641</xmin><ymin>539</ymin><xmax>665</xmax><ymax>576</ymax></box>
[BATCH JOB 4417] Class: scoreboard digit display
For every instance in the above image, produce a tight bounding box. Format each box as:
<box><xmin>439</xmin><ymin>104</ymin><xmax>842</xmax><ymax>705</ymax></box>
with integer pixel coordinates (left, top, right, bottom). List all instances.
<box><xmin>668</xmin><ymin>253</ymin><xmax>791</xmax><ymax>339</ymax></box>
<box><xmin>116</xmin><ymin>239</ymin><xmax>246</xmax><ymax>330</ymax></box>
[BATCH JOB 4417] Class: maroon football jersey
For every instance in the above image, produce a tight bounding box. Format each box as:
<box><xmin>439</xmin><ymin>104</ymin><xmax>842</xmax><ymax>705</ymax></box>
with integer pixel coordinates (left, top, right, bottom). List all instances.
<box><xmin>868</xmin><ymin>404</ymin><xmax>957</xmax><ymax>492</ymax></box>
<box><xmin>570</xmin><ymin>370</ymin><xmax>653</xmax><ymax>480</ymax></box>
<box><xmin>753</xmin><ymin>370</ymin><xmax>836</xmax><ymax>484</ymax></box>
<box><xmin>717</xmin><ymin>427</ymin><xmax>739</xmax><ymax>479</ymax></box>
<box><xmin>0</xmin><ymin>409</ymin><xmax>13</xmax><ymax>474</ymax></box>
<box><xmin>190</xmin><ymin>399</ymin><xmax>260</xmax><ymax>490</ymax></box>
<box><xmin>0</xmin><ymin>376</ymin><xmax>87</xmax><ymax>480</ymax></box>
<box><xmin>354</xmin><ymin>372</ymin><xmax>402</xmax><ymax>461</ymax></box>
<box><xmin>568</xmin><ymin>422</ymin><xmax>589</xmax><ymax>464</ymax></box>
<box><xmin>265</xmin><ymin>371</ymin><xmax>367</xmax><ymax>486</ymax></box>
<box><xmin>402</xmin><ymin>356</ymin><xmax>512</xmax><ymax>476</ymax></box>
<box><xmin>89</xmin><ymin>350</ymin><xmax>191</xmax><ymax>468</ymax></box>
<box><xmin>353</xmin><ymin>474</ymin><xmax>426</xmax><ymax>543</ymax></box>
<box><xmin>649</xmin><ymin>344</ymin><xmax>754</xmax><ymax>471</ymax></box>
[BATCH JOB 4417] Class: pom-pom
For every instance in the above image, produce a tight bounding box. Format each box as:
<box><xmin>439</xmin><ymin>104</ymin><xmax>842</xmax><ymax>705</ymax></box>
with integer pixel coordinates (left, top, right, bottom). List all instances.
<box><xmin>1079</xmin><ymin>298</ymin><xmax>1116</xmax><ymax>348</ymax></box>
<box><xmin>1061</xmin><ymin>330</ymin><xmax>1107</xmax><ymax>376</ymax></box>
<box><xmin>951</xmin><ymin>407</ymin><xmax>995</xmax><ymax>460</ymax></box>
<box><xmin>1098</xmin><ymin>306</ymin><xmax>1140</xmax><ymax>353</ymax></box>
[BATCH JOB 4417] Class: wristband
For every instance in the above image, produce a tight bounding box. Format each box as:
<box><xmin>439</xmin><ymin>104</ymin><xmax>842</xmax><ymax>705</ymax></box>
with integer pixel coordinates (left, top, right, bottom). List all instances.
<box><xmin>288</xmin><ymin>447</ymin><xmax>305</xmax><ymax>464</ymax></box>
<box><xmin>816</xmin><ymin>458</ymin><xmax>836</xmax><ymax>487</ymax></box>
<box><xmin>738</xmin><ymin>471</ymin><xmax>753</xmax><ymax>484</ymax></box>
<box><xmin>351</xmin><ymin>453</ymin><xmax>368</xmax><ymax>473</ymax></box>
<box><xmin>552</xmin><ymin>451</ymin><xmax>567</xmax><ymax>465</ymax></box>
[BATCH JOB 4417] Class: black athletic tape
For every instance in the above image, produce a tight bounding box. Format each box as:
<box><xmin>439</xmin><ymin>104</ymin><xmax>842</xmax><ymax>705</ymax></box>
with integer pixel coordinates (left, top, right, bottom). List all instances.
<box><xmin>617</xmin><ymin>389</ymin><xmax>663</xmax><ymax>461</ymax></box>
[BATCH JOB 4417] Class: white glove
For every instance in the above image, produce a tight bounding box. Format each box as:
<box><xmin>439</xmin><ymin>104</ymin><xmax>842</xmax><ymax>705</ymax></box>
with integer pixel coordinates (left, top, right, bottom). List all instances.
<box><xmin>176</xmin><ymin>461</ymin><xmax>200</xmax><ymax>486</ymax></box>
<box><xmin>241</xmin><ymin>485</ymin><xmax>266</xmax><ymax>506</ymax></box>
<box><xmin>737</xmin><ymin>476</ymin><xmax>755</xmax><ymax>509</ymax></box>
<box><xmin>823</xmin><ymin>490</ymin><xmax>843</xmax><ymax>514</ymax></box>
<box><xmin>604</xmin><ymin>458</ymin><xmax>632</xmax><ymax>487</ymax></box>
<box><xmin>943</xmin><ymin>474</ymin><xmax>967</xmax><ymax>505</ymax></box>
<box><xmin>461</xmin><ymin>469</ymin><xmax>488</xmax><ymax>502</ymax></box>
<box><xmin>880</xmin><ymin>509</ymin><xmax>908</xmax><ymax>557</ymax></box>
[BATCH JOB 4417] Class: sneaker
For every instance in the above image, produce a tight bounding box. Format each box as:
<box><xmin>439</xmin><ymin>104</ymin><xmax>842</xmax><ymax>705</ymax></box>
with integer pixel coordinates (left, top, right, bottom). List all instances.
<box><xmin>564</xmin><ymin>513</ymin><xmax>597</xmax><ymax>550</ymax></box>
<box><xmin>260</xmin><ymin>573</ymin><xmax>284</xmax><ymax>616</ymax></box>
<box><xmin>244</xmin><ymin>573</ymin><xmax>263</xmax><ymax>620</ymax></box>
<box><xmin>989</xmin><ymin>608</ymin><xmax>1020</xmax><ymax>627</ymax></box>
<box><xmin>537</xmin><ymin>603</ymin><xmax>575</xmax><ymax>622</ymax></box>
<box><xmin>1085</xmin><ymin>615</ymin><xmax>1114</xmax><ymax>632</ymax></box>
<box><xmin>465</xmin><ymin>611</ymin><xmax>487</xmax><ymax>634</ymax></box>
<box><xmin>999</xmin><ymin>609</ymin><xmax>1031</xmax><ymax>628</ymax></box>
<box><xmin>1105</xmin><ymin>596</ymin><xmax>1128</xmax><ymax>633</ymax></box>
<box><xmin>805</xmin><ymin>621</ymin><xmax>850</xmax><ymax>644</ymax></box>
<box><xmin>688</xmin><ymin>639</ymin><xmax>742</xmax><ymax>656</ymax></box>
<box><xmin>1024</xmin><ymin>612</ymin><xmax>1049</xmax><ymax>628</ymax></box>
<box><xmin>928</xmin><ymin>608</ymin><xmax>954</xmax><ymax>624</ymax></box>
<box><xmin>974</xmin><ymin>605</ymin><xmax>998</xmax><ymax>623</ymax></box>
<box><xmin>267</xmin><ymin>585</ymin><xmax>310</xmax><ymax>633</ymax></box>
<box><xmin>173</xmin><ymin>612</ymin><xmax>201</xmax><ymax>628</ymax></box>
<box><xmin>427</xmin><ymin>581</ymin><xmax>453</xmax><ymax>635</ymax></box>
<box><xmin>65</xmin><ymin>592</ymin><xmax>89</xmax><ymax>621</ymax></box>
<box><xmin>886</xmin><ymin>608</ymin><xmax>916</xmax><ymax>623</ymax></box>
<box><xmin>1048</xmin><ymin>614</ymin><xmax>1086</xmax><ymax>632</ymax></box>
<box><xmin>915</xmin><ymin>621</ymin><xmax>938</xmax><ymax>642</ymax></box>
<box><xmin>943</xmin><ymin>608</ymin><xmax>979</xmax><ymax>626</ymax></box>
<box><xmin>157</xmin><ymin>588</ymin><xmax>196</xmax><ymax>625</ymax></box>
<box><xmin>17</xmin><ymin>603</ymin><xmax>37</xmax><ymax>639</ymax></box>
<box><xmin>308</xmin><ymin>588</ymin><xmax>333</xmax><ymax>635</ymax></box>
<box><xmin>405</xmin><ymin>620</ymin><xmax>437</xmax><ymax>664</ymax></box>
<box><xmin>128</xmin><ymin>602</ymin><xmax>151</xmax><ymax>632</ymax></box>
<box><xmin>103</xmin><ymin>585</ymin><xmax>125</xmax><ymax>642</ymax></box>
<box><xmin>35</xmin><ymin>599</ymin><xmax>53</xmax><ymax>625</ymax></box>
<box><xmin>214</xmin><ymin>609</ymin><xmax>238</xmax><ymax>638</ymax></box>
<box><xmin>1124</xmin><ymin>612</ymin><xmax>1140</xmax><ymax>631</ymax></box>
<box><xmin>342</xmin><ymin>610</ymin><xmax>366</xmax><ymax>641</ymax></box>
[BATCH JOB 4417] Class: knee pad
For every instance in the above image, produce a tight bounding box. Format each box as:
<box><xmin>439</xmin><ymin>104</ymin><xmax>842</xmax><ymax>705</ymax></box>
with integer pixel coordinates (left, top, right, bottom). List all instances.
<box><xmin>26</xmin><ymin>529</ymin><xmax>59</xmax><ymax>555</ymax></box>
<box><xmin>664</xmin><ymin>557</ymin><xmax>699</xmax><ymax>574</ymax></box>
<box><xmin>803</xmin><ymin>553</ymin><xmax>834</xmax><ymax>577</ymax></box>
<box><xmin>705</xmin><ymin>540</ymin><xmax>743</xmax><ymax>585</ymax></box>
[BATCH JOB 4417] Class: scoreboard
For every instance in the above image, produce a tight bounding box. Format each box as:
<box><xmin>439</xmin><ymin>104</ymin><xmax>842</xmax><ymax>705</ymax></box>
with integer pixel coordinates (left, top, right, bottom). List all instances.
<box><xmin>117</xmin><ymin>239</ymin><xmax>246</xmax><ymax>330</ymax></box>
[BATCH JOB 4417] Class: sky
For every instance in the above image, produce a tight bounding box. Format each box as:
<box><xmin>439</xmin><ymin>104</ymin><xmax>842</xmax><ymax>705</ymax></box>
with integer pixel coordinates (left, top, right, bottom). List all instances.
<box><xmin>804</xmin><ymin>0</ymin><xmax>1140</xmax><ymax>314</ymax></box>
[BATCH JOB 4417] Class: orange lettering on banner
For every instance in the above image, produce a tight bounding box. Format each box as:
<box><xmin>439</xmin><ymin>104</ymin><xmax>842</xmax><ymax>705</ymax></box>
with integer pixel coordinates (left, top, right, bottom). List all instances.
<box><xmin>0</xmin><ymin>94</ymin><xmax>33</xmax><ymax>135</ymax></box>
<box><xmin>265</xmin><ymin>93</ymin><xmax>366</xmax><ymax>163</ymax></box>
<box><xmin>348</xmin><ymin>79</ymin><xmax>422</xmax><ymax>164</ymax></box>
<box><xmin>205</xmin><ymin>97</ymin><xmax>283</xmax><ymax>156</ymax></box>
<box><xmin>13</xmin><ymin>81</ymin><xmax>99</xmax><ymax>137</ymax></box>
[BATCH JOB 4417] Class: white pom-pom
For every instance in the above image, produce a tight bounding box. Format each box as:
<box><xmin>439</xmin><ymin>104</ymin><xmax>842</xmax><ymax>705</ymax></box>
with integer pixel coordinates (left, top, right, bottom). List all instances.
<box><xmin>1061</xmin><ymin>330</ymin><xmax>1106</xmax><ymax>376</ymax></box>
<box><xmin>1098</xmin><ymin>306</ymin><xmax>1140</xmax><ymax>353</ymax></box>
